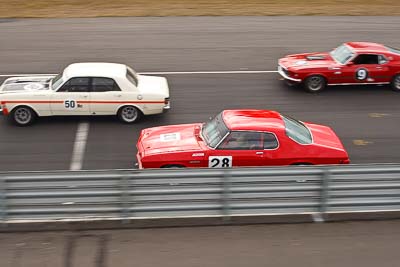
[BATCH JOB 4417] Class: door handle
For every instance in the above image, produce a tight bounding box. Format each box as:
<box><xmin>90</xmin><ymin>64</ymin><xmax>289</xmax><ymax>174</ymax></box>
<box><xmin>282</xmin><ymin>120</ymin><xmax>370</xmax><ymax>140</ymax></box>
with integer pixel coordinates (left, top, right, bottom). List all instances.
<box><xmin>376</xmin><ymin>66</ymin><xmax>383</xmax><ymax>69</ymax></box>
<box><xmin>114</xmin><ymin>94</ymin><xmax>122</xmax><ymax>97</ymax></box>
<box><xmin>83</xmin><ymin>95</ymin><xmax>88</xmax><ymax>98</ymax></box>
<box><xmin>255</xmin><ymin>152</ymin><xmax>264</xmax><ymax>155</ymax></box>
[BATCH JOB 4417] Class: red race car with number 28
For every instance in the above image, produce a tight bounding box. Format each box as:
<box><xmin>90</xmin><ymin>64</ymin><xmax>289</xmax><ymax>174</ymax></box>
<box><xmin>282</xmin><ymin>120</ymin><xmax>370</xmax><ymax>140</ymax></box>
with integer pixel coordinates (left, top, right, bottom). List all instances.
<box><xmin>278</xmin><ymin>42</ymin><xmax>400</xmax><ymax>93</ymax></box>
<box><xmin>136</xmin><ymin>109</ymin><xmax>349</xmax><ymax>169</ymax></box>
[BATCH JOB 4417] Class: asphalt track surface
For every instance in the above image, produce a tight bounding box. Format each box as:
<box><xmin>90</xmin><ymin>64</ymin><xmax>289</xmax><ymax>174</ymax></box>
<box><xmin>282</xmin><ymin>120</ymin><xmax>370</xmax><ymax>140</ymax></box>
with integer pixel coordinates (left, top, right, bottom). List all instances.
<box><xmin>1</xmin><ymin>17</ymin><xmax>400</xmax><ymax>267</ymax></box>
<box><xmin>1</xmin><ymin>220</ymin><xmax>400</xmax><ymax>267</ymax></box>
<box><xmin>0</xmin><ymin>16</ymin><xmax>400</xmax><ymax>171</ymax></box>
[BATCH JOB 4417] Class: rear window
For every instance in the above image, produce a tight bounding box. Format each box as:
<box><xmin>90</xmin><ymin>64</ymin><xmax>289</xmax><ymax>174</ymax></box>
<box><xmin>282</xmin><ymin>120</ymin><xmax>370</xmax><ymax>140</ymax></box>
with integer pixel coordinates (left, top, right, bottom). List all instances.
<box><xmin>126</xmin><ymin>67</ymin><xmax>138</xmax><ymax>86</ymax></box>
<box><xmin>385</xmin><ymin>46</ymin><xmax>400</xmax><ymax>54</ymax></box>
<box><xmin>282</xmin><ymin>115</ymin><xmax>312</xmax><ymax>145</ymax></box>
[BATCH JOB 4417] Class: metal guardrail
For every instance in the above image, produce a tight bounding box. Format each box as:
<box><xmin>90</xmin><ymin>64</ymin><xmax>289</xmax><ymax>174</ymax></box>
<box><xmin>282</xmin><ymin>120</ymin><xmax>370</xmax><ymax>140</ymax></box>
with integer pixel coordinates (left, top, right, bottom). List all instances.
<box><xmin>0</xmin><ymin>164</ymin><xmax>400</xmax><ymax>223</ymax></box>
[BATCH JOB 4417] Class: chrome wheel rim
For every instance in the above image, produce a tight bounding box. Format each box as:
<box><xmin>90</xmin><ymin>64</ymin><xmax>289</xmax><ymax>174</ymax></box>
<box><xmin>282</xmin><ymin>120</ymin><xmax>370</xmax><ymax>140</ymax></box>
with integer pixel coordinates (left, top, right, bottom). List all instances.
<box><xmin>308</xmin><ymin>76</ymin><xmax>324</xmax><ymax>91</ymax></box>
<box><xmin>14</xmin><ymin>107</ymin><xmax>32</xmax><ymax>125</ymax></box>
<box><xmin>395</xmin><ymin>76</ymin><xmax>400</xmax><ymax>90</ymax></box>
<box><xmin>121</xmin><ymin>106</ymin><xmax>138</xmax><ymax>122</ymax></box>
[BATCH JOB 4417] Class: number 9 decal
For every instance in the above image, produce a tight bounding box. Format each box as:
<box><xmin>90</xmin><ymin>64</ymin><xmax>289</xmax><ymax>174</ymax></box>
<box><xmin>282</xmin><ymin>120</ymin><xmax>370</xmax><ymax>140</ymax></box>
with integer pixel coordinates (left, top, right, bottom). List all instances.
<box><xmin>64</xmin><ymin>100</ymin><xmax>77</xmax><ymax>110</ymax></box>
<box><xmin>208</xmin><ymin>156</ymin><xmax>232</xmax><ymax>168</ymax></box>
<box><xmin>356</xmin><ymin>68</ymin><xmax>368</xmax><ymax>81</ymax></box>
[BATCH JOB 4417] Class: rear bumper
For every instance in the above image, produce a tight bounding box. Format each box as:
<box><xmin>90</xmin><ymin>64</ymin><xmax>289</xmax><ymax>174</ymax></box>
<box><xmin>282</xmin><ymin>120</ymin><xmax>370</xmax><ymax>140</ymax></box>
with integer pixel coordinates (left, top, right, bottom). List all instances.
<box><xmin>278</xmin><ymin>65</ymin><xmax>302</xmax><ymax>83</ymax></box>
<box><xmin>163</xmin><ymin>104</ymin><xmax>170</xmax><ymax>112</ymax></box>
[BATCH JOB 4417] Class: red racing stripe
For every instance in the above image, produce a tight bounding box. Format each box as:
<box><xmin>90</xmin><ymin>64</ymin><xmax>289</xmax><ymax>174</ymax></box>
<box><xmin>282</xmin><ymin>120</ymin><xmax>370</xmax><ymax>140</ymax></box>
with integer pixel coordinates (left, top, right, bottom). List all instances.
<box><xmin>78</xmin><ymin>101</ymin><xmax>164</xmax><ymax>104</ymax></box>
<box><xmin>2</xmin><ymin>101</ymin><xmax>64</xmax><ymax>104</ymax></box>
<box><xmin>2</xmin><ymin>100</ymin><xmax>164</xmax><ymax>104</ymax></box>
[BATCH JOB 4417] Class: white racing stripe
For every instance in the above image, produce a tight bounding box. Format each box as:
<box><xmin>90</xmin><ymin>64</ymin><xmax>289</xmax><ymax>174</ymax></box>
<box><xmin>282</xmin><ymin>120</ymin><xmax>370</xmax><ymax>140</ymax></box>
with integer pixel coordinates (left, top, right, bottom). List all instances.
<box><xmin>70</xmin><ymin>122</ymin><xmax>90</xmax><ymax>171</ymax></box>
<box><xmin>0</xmin><ymin>74</ymin><xmax>57</xmax><ymax>77</ymax></box>
<box><xmin>0</xmin><ymin>70</ymin><xmax>277</xmax><ymax>77</ymax></box>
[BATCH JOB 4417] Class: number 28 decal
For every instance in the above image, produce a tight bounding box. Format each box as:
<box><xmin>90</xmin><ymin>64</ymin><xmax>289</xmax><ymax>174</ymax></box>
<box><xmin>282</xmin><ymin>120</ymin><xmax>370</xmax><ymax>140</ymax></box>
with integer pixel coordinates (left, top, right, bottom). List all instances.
<box><xmin>64</xmin><ymin>100</ymin><xmax>77</xmax><ymax>109</ymax></box>
<box><xmin>356</xmin><ymin>68</ymin><xmax>368</xmax><ymax>81</ymax></box>
<box><xmin>208</xmin><ymin>156</ymin><xmax>232</xmax><ymax>168</ymax></box>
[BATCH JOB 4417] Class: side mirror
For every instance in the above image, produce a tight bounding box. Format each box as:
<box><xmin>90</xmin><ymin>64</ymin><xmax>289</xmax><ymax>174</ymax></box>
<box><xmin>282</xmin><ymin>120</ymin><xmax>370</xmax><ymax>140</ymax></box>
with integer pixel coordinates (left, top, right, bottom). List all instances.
<box><xmin>347</xmin><ymin>62</ymin><xmax>354</xmax><ymax>66</ymax></box>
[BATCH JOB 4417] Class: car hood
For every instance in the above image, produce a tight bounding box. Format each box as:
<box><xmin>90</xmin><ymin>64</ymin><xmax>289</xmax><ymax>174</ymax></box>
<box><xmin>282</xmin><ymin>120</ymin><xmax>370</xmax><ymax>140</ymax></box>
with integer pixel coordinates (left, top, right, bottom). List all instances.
<box><xmin>137</xmin><ymin>74</ymin><xmax>169</xmax><ymax>98</ymax></box>
<box><xmin>138</xmin><ymin>123</ymin><xmax>204</xmax><ymax>156</ymax></box>
<box><xmin>0</xmin><ymin>76</ymin><xmax>55</xmax><ymax>94</ymax></box>
<box><xmin>280</xmin><ymin>52</ymin><xmax>335</xmax><ymax>69</ymax></box>
<box><xmin>304</xmin><ymin>122</ymin><xmax>347</xmax><ymax>152</ymax></box>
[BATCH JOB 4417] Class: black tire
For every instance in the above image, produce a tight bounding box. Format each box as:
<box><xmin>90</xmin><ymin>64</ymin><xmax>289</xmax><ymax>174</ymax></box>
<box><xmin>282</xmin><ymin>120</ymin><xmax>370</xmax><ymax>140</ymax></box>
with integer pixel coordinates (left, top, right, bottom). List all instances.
<box><xmin>303</xmin><ymin>75</ymin><xmax>326</xmax><ymax>93</ymax></box>
<box><xmin>117</xmin><ymin>105</ymin><xmax>142</xmax><ymax>123</ymax></box>
<box><xmin>9</xmin><ymin>106</ymin><xmax>37</xmax><ymax>126</ymax></box>
<box><xmin>291</xmin><ymin>163</ymin><xmax>312</xmax><ymax>166</ymax></box>
<box><xmin>161</xmin><ymin>164</ymin><xmax>185</xmax><ymax>168</ymax></box>
<box><xmin>391</xmin><ymin>74</ymin><xmax>400</xmax><ymax>92</ymax></box>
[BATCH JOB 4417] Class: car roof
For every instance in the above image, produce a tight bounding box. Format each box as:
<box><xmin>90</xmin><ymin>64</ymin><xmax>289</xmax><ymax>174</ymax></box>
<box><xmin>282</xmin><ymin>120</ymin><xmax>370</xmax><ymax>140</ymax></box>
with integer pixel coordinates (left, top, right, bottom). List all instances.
<box><xmin>345</xmin><ymin>42</ymin><xmax>389</xmax><ymax>54</ymax></box>
<box><xmin>222</xmin><ymin>109</ymin><xmax>285</xmax><ymax>132</ymax></box>
<box><xmin>63</xmin><ymin>62</ymin><xmax>127</xmax><ymax>79</ymax></box>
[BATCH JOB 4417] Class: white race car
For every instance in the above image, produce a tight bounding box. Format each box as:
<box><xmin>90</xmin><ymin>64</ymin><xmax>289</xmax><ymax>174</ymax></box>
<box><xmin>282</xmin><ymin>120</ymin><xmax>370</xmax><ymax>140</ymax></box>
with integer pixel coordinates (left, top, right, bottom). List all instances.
<box><xmin>0</xmin><ymin>62</ymin><xmax>170</xmax><ymax>126</ymax></box>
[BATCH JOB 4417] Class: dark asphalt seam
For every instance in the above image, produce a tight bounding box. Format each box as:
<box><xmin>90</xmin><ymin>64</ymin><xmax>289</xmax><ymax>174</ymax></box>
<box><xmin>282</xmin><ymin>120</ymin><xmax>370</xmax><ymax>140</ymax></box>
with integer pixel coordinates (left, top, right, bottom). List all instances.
<box><xmin>64</xmin><ymin>235</ymin><xmax>76</xmax><ymax>267</ymax></box>
<box><xmin>95</xmin><ymin>235</ymin><xmax>108</xmax><ymax>267</ymax></box>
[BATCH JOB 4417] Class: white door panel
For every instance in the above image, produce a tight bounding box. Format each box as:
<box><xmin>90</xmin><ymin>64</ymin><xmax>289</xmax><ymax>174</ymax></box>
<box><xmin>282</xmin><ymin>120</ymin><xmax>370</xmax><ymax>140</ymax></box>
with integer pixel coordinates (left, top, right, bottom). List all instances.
<box><xmin>89</xmin><ymin>91</ymin><xmax>121</xmax><ymax>115</ymax></box>
<box><xmin>50</xmin><ymin>92</ymin><xmax>90</xmax><ymax>115</ymax></box>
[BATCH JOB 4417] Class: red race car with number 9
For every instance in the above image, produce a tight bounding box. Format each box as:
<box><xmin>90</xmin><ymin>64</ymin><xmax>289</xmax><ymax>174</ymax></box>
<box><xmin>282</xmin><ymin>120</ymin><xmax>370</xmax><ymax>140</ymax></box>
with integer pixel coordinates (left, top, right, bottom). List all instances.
<box><xmin>278</xmin><ymin>42</ymin><xmax>400</xmax><ymax>93</ymax></box>
<box><xmin>136</xmin><ymin>109</ymin><xmax>350</xmax><ymax>169</ymax></box>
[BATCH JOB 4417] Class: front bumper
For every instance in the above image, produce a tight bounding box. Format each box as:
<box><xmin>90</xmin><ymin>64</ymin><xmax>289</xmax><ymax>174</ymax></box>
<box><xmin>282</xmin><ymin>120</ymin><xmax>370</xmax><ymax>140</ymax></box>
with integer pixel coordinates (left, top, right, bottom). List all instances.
<box><xmin>136</xmin><ymin>151</ymin><xmax>144</xmax><ymax>169</ymax></box>
<box><xmin>278</xmin><ymin>65</ymin><xmax>301</xmax><ymax>83</ymax></box>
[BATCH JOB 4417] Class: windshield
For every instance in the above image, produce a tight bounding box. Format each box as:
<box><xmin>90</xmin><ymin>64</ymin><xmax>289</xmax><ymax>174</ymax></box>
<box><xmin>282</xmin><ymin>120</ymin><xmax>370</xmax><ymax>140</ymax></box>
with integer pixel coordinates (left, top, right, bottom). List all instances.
<box><xmin>282</xmin><ymin>115</ymin><xmax>312</xmax><ymax>145</ymax></box>
<box><xmin>330</xmin><ymin>44</ymin><xmax>354</xmax><ymax>64</ymax></box>
<box><xmin>201</xmin><ymin>112</ymin><xmax>229</xmax><ymax>148</ymax></box>
<box><xmin>385</xmin><ymin>46</ymin><xmax>400</xmax><ymax>55</ymax></box>
<box><xmin>51</xmin><ymin>73</ymin><xmax>64</xmax><ymax>90</ymax></box>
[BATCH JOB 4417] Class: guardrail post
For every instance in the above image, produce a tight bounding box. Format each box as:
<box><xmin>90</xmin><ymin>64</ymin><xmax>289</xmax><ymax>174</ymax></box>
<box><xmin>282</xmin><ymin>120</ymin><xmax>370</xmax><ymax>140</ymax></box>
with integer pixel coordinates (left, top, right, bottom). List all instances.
<box><xmin>119</xmin><ymin>172</ymin><xmax>131</xmax><ymax>223</ymax></box>
<box><xmin>0</xmin><ymin>176</ymin><xmax>7</xmax><ymax>222</ymax></box>
<box><xmin>221</xmin><ymin>169</ymin><xmax>232</xmax><ymax>221</ymax></box>
<box><xmin>316</xmin><ymin>168</ymin><xmax>331</xmax><ymax>222</ymax></box>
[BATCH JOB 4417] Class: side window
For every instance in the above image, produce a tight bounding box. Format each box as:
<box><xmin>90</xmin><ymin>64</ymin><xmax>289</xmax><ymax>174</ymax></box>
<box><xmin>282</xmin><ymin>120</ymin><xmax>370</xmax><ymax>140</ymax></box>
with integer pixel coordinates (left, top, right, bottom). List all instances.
<box><xmin>57</xmin><ymin>77</ymin><xmax>90</xmax><ymax>92</ymax></box>
<box><xmin>378</xmin><ymin>55</ymin><xmax>388</xmax><ymax>64</ymax></box>
<box><xmin>218</xmin><ymin>131</ymin><xmax>263</xmax><ymax>150</ymax></box>
<box><xmin>352</xmin><ymin>54</ymin><xmax>379</xmax><ymax>65</ymax></box>
<box><xmin>92</xmin><ymin>77</ymin><xmax>121</xmax><ymax>92</ymax></box>
<box><xmin>263</xmin><ymin>133</ymin><xmax>278</xmax><ymax>149</ymax></box>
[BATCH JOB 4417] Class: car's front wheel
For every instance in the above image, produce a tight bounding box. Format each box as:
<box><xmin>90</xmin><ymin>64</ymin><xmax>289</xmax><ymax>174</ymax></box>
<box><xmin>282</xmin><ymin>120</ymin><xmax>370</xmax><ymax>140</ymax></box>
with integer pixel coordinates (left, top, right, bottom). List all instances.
<box><xmin>9</xmin><ymin>106</ymin><xmax>37</xmax><ymax>126</ymax></box>
<box><xmin>391</xmin><ymin>74</ymin><xmax>400</xmax><ymax>92</ymax></box>
<box><xmin>117</xmin><ymin>105</ymin><xmax>142</xmax><ymax>123</ymax></box>
<box><xmin>161</xmin><ymin>164</ymin><xmax>186</xmax><ymax>168</ymax></box>
<box><xmin>303</xmin><ymin>75</ymin><xmax>326</xmax><ymax>93</ymax></box>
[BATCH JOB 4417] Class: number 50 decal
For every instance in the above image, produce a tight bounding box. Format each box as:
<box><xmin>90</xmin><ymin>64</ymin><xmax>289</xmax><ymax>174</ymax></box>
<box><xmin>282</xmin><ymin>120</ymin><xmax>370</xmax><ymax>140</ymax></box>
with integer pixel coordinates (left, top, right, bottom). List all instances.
<box><xmin>208</xmin><ymin>156</ymin><xmax>232</xmax><ymax>168</ymax></box>
<box><xmin>356</xmin><ymin>68</ymin><xmax>368</xmax><ymax>81</ymax></box>
<box><xmin>64</xmin><ymin>100</ymin><xmax>77</xmax><ymax>109</ymax></box>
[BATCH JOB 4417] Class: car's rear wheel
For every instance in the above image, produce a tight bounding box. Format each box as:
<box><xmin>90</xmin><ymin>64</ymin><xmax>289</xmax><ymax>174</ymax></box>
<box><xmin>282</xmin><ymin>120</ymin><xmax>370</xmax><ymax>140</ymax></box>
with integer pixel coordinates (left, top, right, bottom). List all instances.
<box><xmin>9</xmin><ymin>106</ymin><xmax>37</xmax><ymax>126</ymax></box>
<box><xmin>303</xmin><ymin>75</ymin><xmax>326</xmax><ymax>93</ymax></box>
<box><xmin>117</xmin><ymin>105</ymin><xmax>142</xmax><ymax>123</ymax></box>
<box><xmin>390</xmin><ymin>74</ymin><xmax>400</xmax><ymax>92</ymax></box>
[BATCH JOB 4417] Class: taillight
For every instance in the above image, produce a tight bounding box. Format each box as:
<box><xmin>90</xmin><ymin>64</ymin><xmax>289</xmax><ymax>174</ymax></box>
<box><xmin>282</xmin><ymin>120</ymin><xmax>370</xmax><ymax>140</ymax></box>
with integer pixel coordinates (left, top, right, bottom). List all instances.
<box><xmin>164</xmin><ymin>97</ymin><xmax>170</xmax><ymax>105</ymax></box>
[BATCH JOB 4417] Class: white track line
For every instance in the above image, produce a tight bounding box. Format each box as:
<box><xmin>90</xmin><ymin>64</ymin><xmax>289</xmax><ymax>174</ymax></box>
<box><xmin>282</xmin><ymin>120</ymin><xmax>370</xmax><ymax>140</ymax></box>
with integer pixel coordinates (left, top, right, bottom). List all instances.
<box><xmin>70</xmin><ymin>122</ymin><xmax>90</xmax><ymax>171</ymax></box>
<box><xmin>140</xmin><ymin>70</ymin><xmax>277</xmax><ymax>75</ymax></box>
<box><xmin>0</xmin><ymin>70</ymin><xmax>277</xmax><ymax>77</ymax></box>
